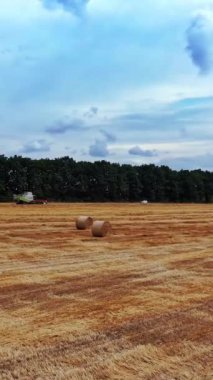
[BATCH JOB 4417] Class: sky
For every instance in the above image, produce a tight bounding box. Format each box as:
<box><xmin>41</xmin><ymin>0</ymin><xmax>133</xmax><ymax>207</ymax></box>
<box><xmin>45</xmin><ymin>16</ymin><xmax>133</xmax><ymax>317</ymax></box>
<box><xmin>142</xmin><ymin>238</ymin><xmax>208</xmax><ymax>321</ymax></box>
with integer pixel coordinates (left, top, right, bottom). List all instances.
<box><xmin>0</xmin><ymin>0</ymin><xmax>213</xmax><ymax>170</ymax></box>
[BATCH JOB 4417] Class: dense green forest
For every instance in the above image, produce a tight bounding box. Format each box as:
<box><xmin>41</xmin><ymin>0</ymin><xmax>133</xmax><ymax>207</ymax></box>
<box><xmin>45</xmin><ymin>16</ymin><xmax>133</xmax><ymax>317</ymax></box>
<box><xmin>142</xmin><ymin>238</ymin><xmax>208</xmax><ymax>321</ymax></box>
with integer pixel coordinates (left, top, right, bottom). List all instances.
<box><xmin>0</xmin><ymin>155</ymin><xmax>212</xmax><ymax>202</ymax></box>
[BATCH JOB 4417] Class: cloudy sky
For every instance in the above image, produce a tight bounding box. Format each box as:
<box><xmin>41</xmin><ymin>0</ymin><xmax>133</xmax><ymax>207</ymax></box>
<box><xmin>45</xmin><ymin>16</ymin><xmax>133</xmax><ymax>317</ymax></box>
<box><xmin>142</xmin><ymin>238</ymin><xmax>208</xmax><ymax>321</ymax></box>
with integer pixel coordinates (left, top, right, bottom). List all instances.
<box><xmin>0</xmin><ymin>0</ymin><xmax>213</xmax><ymax>170</ymax></box>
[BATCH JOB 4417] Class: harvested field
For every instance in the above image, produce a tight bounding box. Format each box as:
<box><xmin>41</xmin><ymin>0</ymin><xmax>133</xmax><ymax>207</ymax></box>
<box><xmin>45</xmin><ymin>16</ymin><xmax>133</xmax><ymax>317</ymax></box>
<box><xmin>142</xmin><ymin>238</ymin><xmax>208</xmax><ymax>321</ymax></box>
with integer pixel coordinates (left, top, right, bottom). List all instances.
<box><xmin>0</xmin><ymin>202</ymin><xmax>212</xmax><ymax>379</ymax></box>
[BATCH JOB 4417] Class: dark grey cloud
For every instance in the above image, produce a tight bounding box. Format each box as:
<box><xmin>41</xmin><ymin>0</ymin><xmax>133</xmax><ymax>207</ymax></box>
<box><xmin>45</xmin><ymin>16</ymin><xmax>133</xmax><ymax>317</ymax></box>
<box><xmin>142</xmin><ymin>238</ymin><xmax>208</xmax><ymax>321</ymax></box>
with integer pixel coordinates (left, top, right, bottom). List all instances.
<box><xmin>0</xmin><ymin>48</ymin><xmax>11</xmax><ymax>56</ymax></box>
<box><xmin>41</xmin><ymin>0</ymin><xmax>90</xmax><ymax>16</ymax></box>
<box><xmin>84</xmin><ymin>106</ymin><xmax>98</xmax><ymax>118</ymax></box>
<box><xmin>112</xmin><ymin>96</ymin><xmax>213</xmax><ymax>140</ymax></box>
<box><xmin>186</xmin><ymin>10</ymin><xmax>213</xmax><ymax>74</ymax></box>
<box><xmin>180</xmin><ymin>127</ymin><xmax>188</xmax><ymax>138</ymax></box>
<box><xmin>0</xmin><ymin>45</ymin><xmax>37</xmax><ymax>64</ymax></box>
<box><xmin>90</xmin><ymin>106</ymin><xmax>98</xmax><ymax>115</ymax></box>
<box><xmin>21</xmin><ymin>140</ymin><xmax>50</xmax><ymax>153</ymax></box>
<box><xmin>46</xmin><ymin>119</ymin><xmax>84</xmax><ymax>134</ymax></box>
<box><xmin>113</xmin><ymin>112</ymin><xmax>177</xmax><ymax>130</ymax></box>
<box><xmin>129</xmin><ymin>146</ymin><xmax>157</xmax><ymax>157</ymax></box>
<box><xmin>65</xmin><ymin>147</ymin><xmax>77</xmax><ymax>155</ymax></box>
<box><xmin>100</xmin><ymin>129</ymin><xmax>116</xmax><ymax>142</ymax></box>
<box><xmin>89</xmin><ymin>140</ymin><xmax>109</xmax><ymax>157</ymax></box>
<box><xmin>88</xmin><ymin>129</ymin><xmax>115</xmax><ymax>158</ymax></box>
<box><xmin>117</xmin><ymin>113</ymin><xmax>145</xmax><ymax>121</ymax></box>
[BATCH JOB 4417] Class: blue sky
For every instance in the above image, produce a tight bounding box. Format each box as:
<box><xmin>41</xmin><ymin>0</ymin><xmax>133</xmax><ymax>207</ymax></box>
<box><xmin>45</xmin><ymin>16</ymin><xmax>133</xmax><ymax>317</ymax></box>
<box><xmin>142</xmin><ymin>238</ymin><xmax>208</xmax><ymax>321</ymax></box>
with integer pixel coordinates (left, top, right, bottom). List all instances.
<box><xmin>0</xmin><ymin>0</ymin><xmax>213</xmax><ymax>170</ymax></box>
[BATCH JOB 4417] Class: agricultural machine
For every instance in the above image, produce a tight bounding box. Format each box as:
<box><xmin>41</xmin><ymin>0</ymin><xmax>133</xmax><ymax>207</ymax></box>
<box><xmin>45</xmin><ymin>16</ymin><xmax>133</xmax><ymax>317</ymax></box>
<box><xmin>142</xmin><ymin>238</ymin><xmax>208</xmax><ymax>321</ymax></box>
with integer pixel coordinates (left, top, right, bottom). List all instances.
<box><xmin>14</xmin><ymin>192</ymin><xmax>47</xmax><ymax>205</ymax></box>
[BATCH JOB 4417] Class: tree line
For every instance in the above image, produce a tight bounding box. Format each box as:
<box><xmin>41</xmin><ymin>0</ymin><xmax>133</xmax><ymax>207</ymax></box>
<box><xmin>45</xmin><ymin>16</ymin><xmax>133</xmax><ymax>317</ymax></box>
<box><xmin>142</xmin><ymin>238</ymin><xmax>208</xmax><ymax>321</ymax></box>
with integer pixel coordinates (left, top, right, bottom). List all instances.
<box><xmin>0</xmin><ymin>155</ymin><xmax>212</xmax><ymax>202</ymax></box>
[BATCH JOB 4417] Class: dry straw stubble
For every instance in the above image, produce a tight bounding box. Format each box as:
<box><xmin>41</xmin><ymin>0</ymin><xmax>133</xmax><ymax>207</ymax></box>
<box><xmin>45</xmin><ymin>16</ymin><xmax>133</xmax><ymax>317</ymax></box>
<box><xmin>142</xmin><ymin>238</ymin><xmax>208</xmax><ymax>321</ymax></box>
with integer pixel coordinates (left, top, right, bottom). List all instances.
<box><xmin>0</xmin><ymin>203</ymin><xmax>212</xmax><ymax>379</ymax></box>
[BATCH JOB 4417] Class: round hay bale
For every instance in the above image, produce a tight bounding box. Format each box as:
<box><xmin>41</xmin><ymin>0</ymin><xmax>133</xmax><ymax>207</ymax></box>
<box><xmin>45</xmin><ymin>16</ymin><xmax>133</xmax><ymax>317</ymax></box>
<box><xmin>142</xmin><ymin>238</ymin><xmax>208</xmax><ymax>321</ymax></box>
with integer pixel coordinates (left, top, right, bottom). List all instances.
<box><xmin>76</xmin><ymin>216</ymin><xmax>93</xmax><ymax>230</ymax></box>
<box><xmin>91</xmin><ymin>220</ymin><xmax>111</xmax><ymax>237</ymax></box>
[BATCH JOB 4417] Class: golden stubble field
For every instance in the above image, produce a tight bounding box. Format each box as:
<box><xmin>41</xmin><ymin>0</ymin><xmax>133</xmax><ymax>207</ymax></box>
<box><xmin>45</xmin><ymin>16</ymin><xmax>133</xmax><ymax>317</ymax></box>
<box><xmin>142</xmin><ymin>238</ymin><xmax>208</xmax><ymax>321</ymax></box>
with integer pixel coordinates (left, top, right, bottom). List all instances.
<box><xmin>0</xmin><ymin>202</ymin><xmax>212</xmax><ymax>380</ymax></box>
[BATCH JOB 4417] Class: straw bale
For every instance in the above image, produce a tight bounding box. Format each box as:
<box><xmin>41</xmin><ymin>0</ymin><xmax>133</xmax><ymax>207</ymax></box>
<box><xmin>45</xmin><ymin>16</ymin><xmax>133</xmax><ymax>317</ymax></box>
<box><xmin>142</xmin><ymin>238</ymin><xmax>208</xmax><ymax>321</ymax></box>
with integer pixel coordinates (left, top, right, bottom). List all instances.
<box><xmin>91</xmin><ymin>220</ymin><xmax>111</xmax><ymax>237</ymax></box>
<box><xmin>76</xmin><ymin>216</ymin><xmax>93</xmax><ymax>230</ymax></box>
